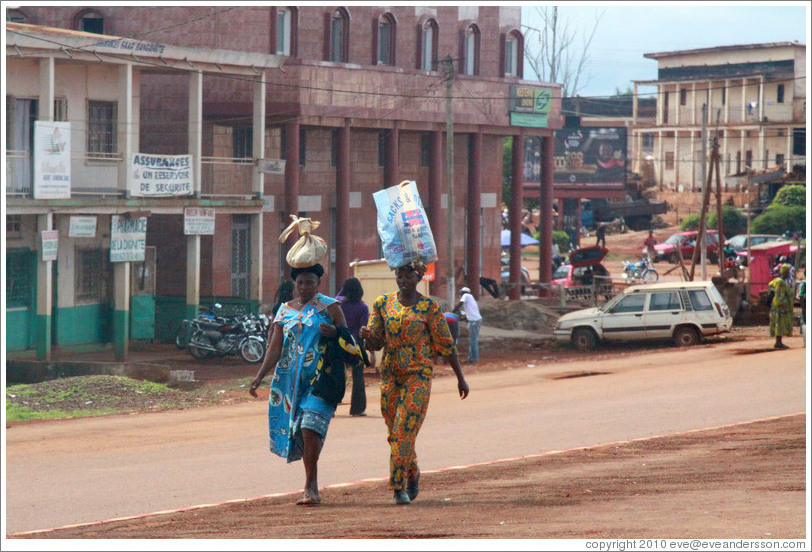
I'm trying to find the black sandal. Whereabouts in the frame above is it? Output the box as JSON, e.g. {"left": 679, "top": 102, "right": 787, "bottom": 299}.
{"left": 406, "top": 469, "right": 420, "bottom": 501}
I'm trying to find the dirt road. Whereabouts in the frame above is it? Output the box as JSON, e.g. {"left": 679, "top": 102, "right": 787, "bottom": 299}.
{"left": 6, "top": 331, "right": 807, "bottom": 540}
{"left": 9, "top": 414, "right": 806, "bottom": 540}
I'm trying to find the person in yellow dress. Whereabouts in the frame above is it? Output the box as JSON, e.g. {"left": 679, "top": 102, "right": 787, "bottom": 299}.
{"left": 768, "top": 263, "right": 795, "bottom": 349}
{"left": 360, "top": 259, "right": 469, "bottom": 505}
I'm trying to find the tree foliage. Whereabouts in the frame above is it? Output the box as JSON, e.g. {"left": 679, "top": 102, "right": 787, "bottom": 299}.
{"left": 770, "top": 184, "right": 806, "bottom": 208}
{"left": 678, "top": 205, "right": 746, "bottom": 238}
{"left": 523, "top": 7, "right": 604, "bottom": 98}
{"left": 752, "top": 205, "right": 806, "bottom": 236}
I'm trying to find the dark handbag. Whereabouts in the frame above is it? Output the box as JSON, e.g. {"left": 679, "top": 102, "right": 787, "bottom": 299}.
{"left": 764, "top": 288, "right": 775, "bottom": 307}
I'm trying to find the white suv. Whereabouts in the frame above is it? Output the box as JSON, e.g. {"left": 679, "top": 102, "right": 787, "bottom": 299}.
{"left": 553, "top": 281, "right": 733, "bottom": 351}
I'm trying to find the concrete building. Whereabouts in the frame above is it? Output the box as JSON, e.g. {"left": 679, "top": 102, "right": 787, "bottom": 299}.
{"left": 6, "top": 6, "right": 563, "bottom": 357}
{"left": 5, "top": 22, "right": 282, "bottom": 357}
{"left": 631, "top": 42, "right": 806, "bottom": 212}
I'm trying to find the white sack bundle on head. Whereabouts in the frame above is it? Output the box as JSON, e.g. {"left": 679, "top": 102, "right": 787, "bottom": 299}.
{"left": 278, "top": 215, "right": 328, "bottom": 268}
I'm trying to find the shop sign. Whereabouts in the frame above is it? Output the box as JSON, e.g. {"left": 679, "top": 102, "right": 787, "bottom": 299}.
{"left": 110, "top": 215, "right": 147, "bottom": 262}
{"left": 184, "top": 207, "right": 216, "bottom": 235}
{"left": 41, "top": 230, "right": 59, "bottom": 261}
{"left": 68, "top": 216, "right": 97, "bottom": 237}
{"left": 130, "top": 154, "right": 193, "bottom": 197}
{"left": 33, "top": 121, "right": 71, "bottom": 199}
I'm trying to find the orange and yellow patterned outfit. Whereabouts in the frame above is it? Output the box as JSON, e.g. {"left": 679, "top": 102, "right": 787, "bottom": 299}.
{"left": 368, "top": 293, "right": 457, "bottom": 491}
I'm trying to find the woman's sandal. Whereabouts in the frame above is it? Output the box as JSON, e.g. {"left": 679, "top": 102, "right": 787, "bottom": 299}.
{"left": 296, "top": 495, "right": 322, "bottom": 506}
{"left": 406, "top": 469, "right": 420, "bottom": 501}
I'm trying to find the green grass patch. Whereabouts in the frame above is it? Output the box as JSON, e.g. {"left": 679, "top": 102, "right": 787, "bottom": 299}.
{"left": 4, "top": 375, "right": 222, "bottom": 422}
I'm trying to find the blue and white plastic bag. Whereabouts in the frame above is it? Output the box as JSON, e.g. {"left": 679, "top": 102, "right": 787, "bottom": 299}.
{"left": 373, "top": 180, "right": 438, "bottom": 269}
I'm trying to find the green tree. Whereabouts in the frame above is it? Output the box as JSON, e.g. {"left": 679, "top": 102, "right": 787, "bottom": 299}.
{"left": 679, "top": 206, "right": 746, "bottom": 238}
{"left": 752, "top": 205, "right": 806, "bottom": 235}
{"left": 770, "top": 184, "right": 806, "bottom": 208}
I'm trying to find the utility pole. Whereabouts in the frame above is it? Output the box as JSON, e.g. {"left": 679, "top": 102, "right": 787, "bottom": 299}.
{"left": 699, "top": 103, "right": 708, "bottom": 280}
{"left": 442, "top": 55, "right": 456, "bottom": 305}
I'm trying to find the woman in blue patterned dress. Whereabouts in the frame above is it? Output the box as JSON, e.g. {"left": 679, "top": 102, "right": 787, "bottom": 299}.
{"left": 249, "top": 263, "right": 347, "bottom": 505}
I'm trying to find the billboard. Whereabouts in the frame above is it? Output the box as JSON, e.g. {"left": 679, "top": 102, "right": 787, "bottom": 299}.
{"left": 522, "top": 126, "right": 627, "bottom": 187}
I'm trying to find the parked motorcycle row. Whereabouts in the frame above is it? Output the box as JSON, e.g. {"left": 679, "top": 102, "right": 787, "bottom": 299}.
{"left": 175, "top": 304, "right": 270, "bottom": 364}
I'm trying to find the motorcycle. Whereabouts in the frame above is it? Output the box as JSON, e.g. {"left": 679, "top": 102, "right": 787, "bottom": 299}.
{"left": 175, "top": 303, "right": 227, "bottom": 349}
{"left": 621, "top": 255, "right": 658, "bottom": 283}
{"left": 186, "top": 313, "right": 266, "bottom": 363}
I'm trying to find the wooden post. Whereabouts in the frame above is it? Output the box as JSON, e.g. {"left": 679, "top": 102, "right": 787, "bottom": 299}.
{"left": 689, "top": 136, "right": 717, "bottom": 281}
{"left": 714, "top": 148, "right": 725, "bottom": 277}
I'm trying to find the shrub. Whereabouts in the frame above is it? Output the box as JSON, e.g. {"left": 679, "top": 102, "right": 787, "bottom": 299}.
{"left": 770, "top": 184, "right": 806, "bottom": 208}
{"left": 552, "top": 230, "right": 570, "bottom": 252}
{"left": 679, "top": 206, "right": 746, "bottom": 238}
{"left": 679, "top": 213, "right": 700, "bottom": 231}
{"left": 751, "top": 205, "right": 806, "bottom": 236}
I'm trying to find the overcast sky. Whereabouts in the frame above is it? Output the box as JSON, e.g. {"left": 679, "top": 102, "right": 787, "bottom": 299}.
{"left": 521, "top": 3, "right": 810, "bottom": 98}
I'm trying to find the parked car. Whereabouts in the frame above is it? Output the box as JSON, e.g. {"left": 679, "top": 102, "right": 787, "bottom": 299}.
{"left": 552, "top": 245, "right": 612, "bottom": 299}
{"left": 500, "top": 254, "right": 531, "bottom": 293}
{"left": 725, "top": 234, "right": 783, "bottom": 253}
{"left": 553, "top": 281, "right": 733, "bottom": 351}
{"left": 646, "top": 230, "right": 720, "bottom": 264}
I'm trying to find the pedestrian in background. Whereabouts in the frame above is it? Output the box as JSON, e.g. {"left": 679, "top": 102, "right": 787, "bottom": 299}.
{"left": 336, "top": 277, "right": 372, "bottom": 416}
{"left": 595, "top": 223, "right": 606, "bottom": 248}
{"left": 454, "top": 286, "right": 482, "bottom": 364}
{"left": 768, "top": 263, "right": 794, "bottom": 349}
{"left": 643, "top": 230, "right": 658, "bottom": 262}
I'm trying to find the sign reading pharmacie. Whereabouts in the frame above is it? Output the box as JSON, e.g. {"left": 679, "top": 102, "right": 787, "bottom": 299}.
{"left": 508, "top": 85, "right": 554, "bottom": 128}
{"left": 110, "top": 215, "right": 147, "bottom": 262}
{"left": 130, "top": 153, "right": 193, "bottom": 197}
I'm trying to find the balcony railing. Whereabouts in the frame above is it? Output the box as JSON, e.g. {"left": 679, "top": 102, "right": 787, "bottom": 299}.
{"left": 200, "top": 156, "right": 256, "bottom": 199}
{"left": 6, "top": 152, "right": 259, "bottom": 200}
{"left": 5, "top": 150, "right": 123, "bottom": 198}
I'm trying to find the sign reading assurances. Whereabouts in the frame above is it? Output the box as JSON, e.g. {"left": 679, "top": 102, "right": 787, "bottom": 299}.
{"left": 68, "top": 216, "right": 97, "bottom": 237}
{"left": 33, "top": 121, "right": 71, "bottom": 199}
{"left": 130, "top": 154, "right": 193, "bottom": 197}
{"left": 110, "top": 215, "right": 147, "bottom": 262}
{"left": 184, "top": 207, "right": 215, "bottom": 235}
{"left": 41, "top": 230, "right": 59, "bottom": 261}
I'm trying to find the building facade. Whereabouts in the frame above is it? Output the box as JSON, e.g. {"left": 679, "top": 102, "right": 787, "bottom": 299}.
{"left": 631, "top": 42, "right": 806, "bottom": 210}
{"left": 6, "top": 6, "right": 563, "bottom": 357}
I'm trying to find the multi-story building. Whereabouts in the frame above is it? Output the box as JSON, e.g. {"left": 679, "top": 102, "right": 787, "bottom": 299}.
{"left": 6, "top": 6, "right": 563, "bottom": 357}
{"left": 631, "top": 41, "right": 806, "bottom": 211}
{"left": 5, "top": 22, "right": 281, "bottom": 357}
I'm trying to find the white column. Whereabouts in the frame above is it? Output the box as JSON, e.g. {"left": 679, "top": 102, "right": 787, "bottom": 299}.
{"left": 118, "top": 63, "right": 134, "bottom": 196}
{"left": 658, "top": 130, "right": 664, "bottom": 190}
{"left": 251, "top": 214, "right": 263, "bottom": 304}
{"left": 632, "top": 83, "right": 639, "bottom": 122}
{"left": 252, "top": 71, "right": 266, "bottom": 198}
{"left": 741, "top": 78, "right": 747, "bottom": 123}
{"left": 38, "top": 57, "right": 54, "bottom": 121}
{"left": 759, "top": 128, "right": 766, "bottom": 169}
{"left": 674, "top": 131, "right": 681, "bottom": 190}
{"left": 740, "top": 131, "right": 746, "bottom": 170}
{"left": 722, "top": 131, "right": 729, "bottom": 188}
{"left": 689, "top": 130, "right": 695, "bottom": 191}
{"left": 186, "top": 235, "right": 201, "bottom": 316}
{"left": 724, "top": 79, "right": 730, "bottom": 124}
{"left": 36, "top": 213, "right": 54, "bottom": 360}
{"left": 189, "top": 71, "right": 203, "bottom": 198}
{"left": 786, "top": 126, "right": 793, "bottom": 169}
{"left": 691, "top": 82, "right": 697, "bottom": 125}
{"left": 656, "top": 85, "right": 662, "bottom": 126}
{"left": 113, "top": 261, "right": 131, "bottom": 359}
{"left": 758, "top": 76, "right": 764, "bottom": 122}
{"left": 252, "top": 72, "right": 266, "bottom": 304}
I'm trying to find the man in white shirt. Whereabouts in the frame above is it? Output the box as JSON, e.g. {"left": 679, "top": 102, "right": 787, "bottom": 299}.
{"left": 454, "top": 286, "right": 483, "bottom": 364}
